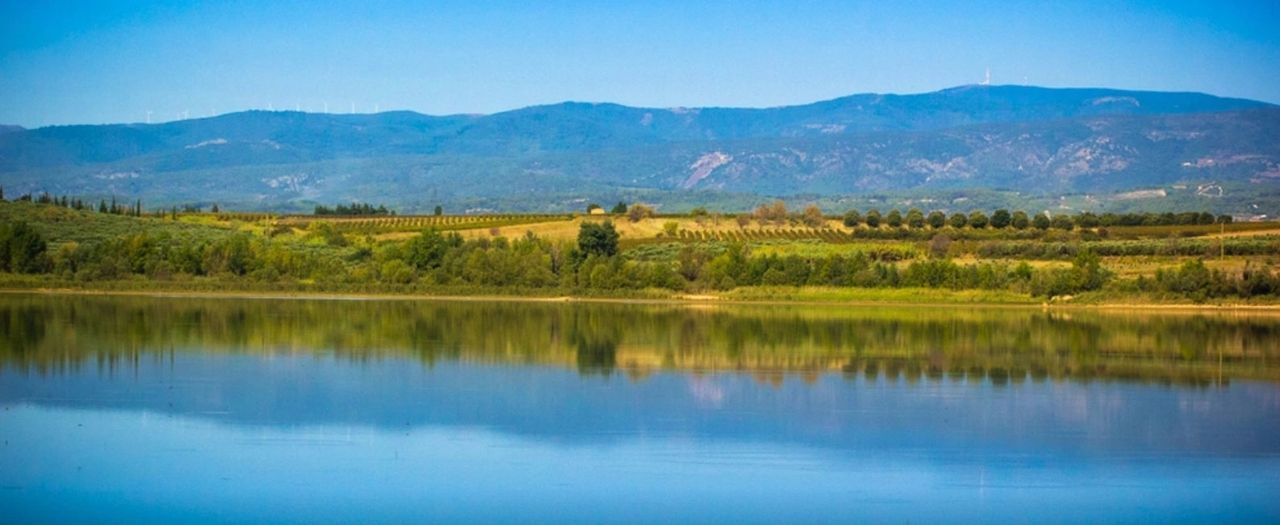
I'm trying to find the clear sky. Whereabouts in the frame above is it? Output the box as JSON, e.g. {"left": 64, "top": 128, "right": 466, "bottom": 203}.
{"left": 1, "top": 0, "right": 1277, "bottom": 127}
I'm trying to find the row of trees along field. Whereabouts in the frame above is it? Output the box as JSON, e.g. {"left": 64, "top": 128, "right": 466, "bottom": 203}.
{"left": 0, "top": 188, "right": 415, "bottom": 219}
{"left": 2, "top": 187, "right": 1233, "bottom": 229}
{"left": 4, "top": 190, "right": 149, "bottom": 217}
{"left": 836, "top": 206, "right": 1230, "bottom": 230}
{"left": 2, "top": 203, "right": 1277, "bottom": 301}
{"left": 603, "top": 200, "right": 1233, "bottom": 231}
{"left": 313, "top": 203, "right": 394, "bottom": 216}
{"left": 0, "top": 189, "right": 223, "bottom": 216}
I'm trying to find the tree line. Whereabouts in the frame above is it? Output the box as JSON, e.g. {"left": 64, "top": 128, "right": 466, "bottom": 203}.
{"left": 699, "top": 200, "right": 1234, "bottom": 231}
{"left": 3, "top": 213, "right": 1276, "bottom": 301}
{"left": 2, "top": 190, "right": 148, "bottom": 217}
{"left": 313, "top": 202, "right": 394, "bottom": 216}
{"left": 840, "top": 207, "right": 1231, "bottom": 230}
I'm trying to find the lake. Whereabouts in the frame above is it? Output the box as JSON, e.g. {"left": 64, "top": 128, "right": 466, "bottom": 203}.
{"left": 2, "top": 294, "right": 1279, "bottom": 523}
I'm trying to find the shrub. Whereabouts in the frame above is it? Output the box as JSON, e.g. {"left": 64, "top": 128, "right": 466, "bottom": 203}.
{"left": 802, "top": 204, "right": 825, "bottom": 227}
{"left": 906, "top": 209, "right": 925, "bottom": 229}
{"left": 627, "top": 203, "right": 655, "bottom": 222}
{"left": 1011, "top": 211, "right": 1030, "bottom": 230}
{"left": 843, "top": 210, "right": 862, "bottom": 227}
{"left": 865, "top": 209, "right": 882, "bottom": 228}
{"left": 968, "top": 211, "right": 989, "bottom": 229}
{"left": 990, "top": 209, "right": 1011, "bottom": 229}
{"left": 886, "top": 209, "right": 903, "bottom": 228}
{"left": 926, "top": 211, "right": 946, "bottom": 229}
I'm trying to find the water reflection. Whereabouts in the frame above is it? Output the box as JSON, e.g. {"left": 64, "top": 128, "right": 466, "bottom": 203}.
{"left": 2, "top": 294, "right": 1279, "bottom": 523}
{"left": 2, "top": 294, "right": 1278, "bottom": 385}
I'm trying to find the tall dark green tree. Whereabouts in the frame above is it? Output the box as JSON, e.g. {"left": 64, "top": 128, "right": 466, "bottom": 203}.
{"left": 1032, "top": 213, "right": 1051, "bottom": 230}
{"left": 610, "top": 202, "right": 628, "bottom": 214}
{"left": 926, "top": 211, "right": 946, "bottom": 229}
{"left": 906, "top": 209, "right": 925, "bottom": 229}
{"left": 864, "top": 209, "right": 882, "bottom": 228}
{"left": 577, "top": 221, "right": 619, "bottom": 257}
{"left": 0, "top": 222, "right": 48, "bottom": 273}
{"left": 990, "top": 209, "right": 1011, "bottom": 229}
{"left": 886, "top": 209, "right": 903, "bottom": 228}
{"left": 968, "top": 210, "right": 989, "bottom": 229}
{"left": 405, "top": 229, "right": 459, "bottom": 270}
{"left": 1011, "top": 211, "right": 1030, "bottom": 230}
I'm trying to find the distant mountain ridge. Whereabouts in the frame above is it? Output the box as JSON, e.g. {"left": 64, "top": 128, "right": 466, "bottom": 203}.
{"left": 1, "top": 85, "right": 1277, "bottom": 213}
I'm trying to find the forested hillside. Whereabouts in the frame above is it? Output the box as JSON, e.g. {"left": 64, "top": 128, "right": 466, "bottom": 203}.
{"left": 1, "top": 85, "right": 1277, "bottom": 214}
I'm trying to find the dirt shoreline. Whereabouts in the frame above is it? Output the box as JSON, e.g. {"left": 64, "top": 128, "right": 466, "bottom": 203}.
{"left": 4, "top": 287, "right": 1279, "bottom": 312}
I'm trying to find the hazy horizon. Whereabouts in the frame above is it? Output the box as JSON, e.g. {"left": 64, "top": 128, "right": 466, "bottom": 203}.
{"left": 8, "top": 82, "right": 1277, "bottom": 129}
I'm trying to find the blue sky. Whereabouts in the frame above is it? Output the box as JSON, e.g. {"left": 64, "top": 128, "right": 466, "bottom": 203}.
{"left": 1, "top": 0, "right": 1277, "bottom": 127}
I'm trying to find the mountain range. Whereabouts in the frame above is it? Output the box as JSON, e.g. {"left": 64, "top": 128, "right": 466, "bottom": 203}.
{"left": 1, "top": 85, "right": 1278, "bottom": 214}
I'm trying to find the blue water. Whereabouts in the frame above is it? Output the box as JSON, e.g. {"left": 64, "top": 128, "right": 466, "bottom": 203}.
{"left": 3, "top": 352, "right": 1279, "bottom": 524}
{"left": 3, "top": 295, "right": 1280, "bottom": 523}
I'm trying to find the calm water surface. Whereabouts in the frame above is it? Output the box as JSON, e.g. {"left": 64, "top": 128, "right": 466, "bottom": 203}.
{"left": 1, "top": 294, "right": 1279, "bottom": 523}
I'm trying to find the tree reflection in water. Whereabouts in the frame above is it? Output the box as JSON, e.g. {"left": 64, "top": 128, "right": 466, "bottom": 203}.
{"left": 1, "top": 294, "right": 1278, "bottom": 386}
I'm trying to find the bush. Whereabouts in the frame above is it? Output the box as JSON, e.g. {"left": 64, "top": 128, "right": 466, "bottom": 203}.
{"left": 802, "top": 204, "right": 825, "bottom": 227}
{"left": 1051, "top": 215, "right": 1075, "bottom": 231}
{"left": 0, "top": 221, "right": 49, "bottom": 273}
{"left": 1011, "top": 211, "right": 1029, "bottom": 230}
{"left": 990, "top": 209, "right": 1011, "bottom": 229}
{"left": 1029, "top": 250, "right": 1110, "bottom": 298}
{"left": 865, "top": 209, "right": 882, "bottom": 228}
{"left": 968, "top": 211, "right": 989, "bottom": 229}
{"left": 906, "top": 209, "right": 925, "bottom": 229}
{"left": 627, "top": 203, "right": 655, "bottom": 222}
{"left": 926, "top": 211, "right": 946, "bottom": 229}
{"left": 886, "top": 209, "right": 903, "bottom": 228}
{"left": 842, "top": 210, "right": 862, "bottom": 227}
